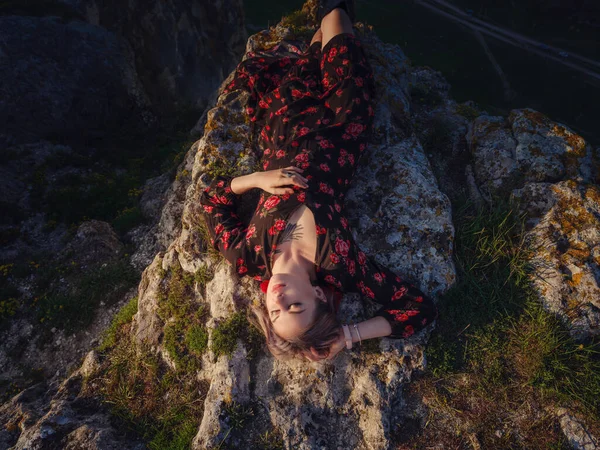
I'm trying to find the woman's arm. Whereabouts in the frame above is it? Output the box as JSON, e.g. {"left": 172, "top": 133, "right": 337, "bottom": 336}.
{"left": 327, "top": 224, "right": 438, "bottom": 339}
{"left": 351, "top": 316, "right": 392, "bottom": 340}
{"left": 319, "top": 317, "right": 391, "bottom": 361}
{"left": 199, "top": 167, "right": 309, "bottom": 273}
{"left": 200, "top": 175, "right": 259, "bottom": 276}
{"left": 230, "top": 172, "right": 263, "bottom": 195}
{"left": 229, "top": 166, "right": 310, "bottom": 195}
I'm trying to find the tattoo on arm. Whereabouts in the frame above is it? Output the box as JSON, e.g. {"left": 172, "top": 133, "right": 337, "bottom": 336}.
{"left": 273, "top": 222, "right": 304, "bottom": 255}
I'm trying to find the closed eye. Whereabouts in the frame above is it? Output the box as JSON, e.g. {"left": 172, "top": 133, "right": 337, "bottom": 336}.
{"left": 271, "top": 304, "right": 305, "bottom": 323}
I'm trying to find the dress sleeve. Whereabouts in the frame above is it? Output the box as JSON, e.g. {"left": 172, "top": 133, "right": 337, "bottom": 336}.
{"left": 331, "top": 227, "right": 438, "bottom": 339}
{"left": 199, "top": 175, "right": 260, "bottom": 278}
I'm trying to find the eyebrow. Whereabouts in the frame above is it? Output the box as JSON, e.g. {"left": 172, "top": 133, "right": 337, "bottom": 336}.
{"left": 272, "top": 309, "right": 305, "bottom": 323}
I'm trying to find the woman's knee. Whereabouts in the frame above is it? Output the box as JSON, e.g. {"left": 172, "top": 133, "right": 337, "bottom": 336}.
{"left": 321, "top": 8, "right": 354, "bottom": 49}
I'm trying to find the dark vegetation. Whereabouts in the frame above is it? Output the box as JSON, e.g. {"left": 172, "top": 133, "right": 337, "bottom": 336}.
{"left": 0, "top": 104, "right": 197, "bottom": 326}
{"left": 400, "top": 194, "right": 600, "bottom": 448}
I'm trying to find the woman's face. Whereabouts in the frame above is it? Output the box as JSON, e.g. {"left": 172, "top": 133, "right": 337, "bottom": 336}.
{"left": 265, "top": 273, "right": 326, "bottom": 340}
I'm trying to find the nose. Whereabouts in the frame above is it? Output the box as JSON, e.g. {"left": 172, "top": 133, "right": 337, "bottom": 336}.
{"left": 272, "top": 291, "right": 284, "bottom": 305}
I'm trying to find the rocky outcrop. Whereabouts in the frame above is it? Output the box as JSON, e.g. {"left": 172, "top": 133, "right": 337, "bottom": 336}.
{"left": 0, "top": 220, "right": 135, "bottom": 389}
{"left": 468, "top": 110, "right": 600, "bottom": 340}
{"left": 2, "top": 1, "right": 599, "bottom": 449}
{"left": 0, "top": 15, "right": 152, "bottom": 147}
{"left": 58, "top": 0, "right": 247, "bottom": 115}
{"left": 128, "top": 19, "right": 457, "bottom": 449}
{"left": 0, "top": 0, "right": 246, "bottom": 264}
{"left": 0, "top": 351, "right": 145, "bottom": 450}
{"left": 467, "top": 109, "right": 595, "bottom": 201}
{"left": 60, "top": 220, "right": 124, "bottom": 268}
{"left": 0, "top": 0, "right": 246, "bottom": 391}
{"left": 515, "top": 180, "right": 600, "bottom": 340}
{"left": 555, "top": 407, "right": 600, "bottom": 450}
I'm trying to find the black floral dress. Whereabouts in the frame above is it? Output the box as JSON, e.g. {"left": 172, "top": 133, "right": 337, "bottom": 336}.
{"left": 200, "top": 33, "right": 437, "bottom": 338}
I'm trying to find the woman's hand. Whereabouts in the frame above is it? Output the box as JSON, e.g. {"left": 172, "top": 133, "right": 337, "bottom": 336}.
{"left": 302, "top": 327, "right": 346, "bottom": 362}
{"left": 325, "top": 329, "right": 346, "bottom": 361}
{"left": 255, "top": 166, "right": 309, "bottom": 195}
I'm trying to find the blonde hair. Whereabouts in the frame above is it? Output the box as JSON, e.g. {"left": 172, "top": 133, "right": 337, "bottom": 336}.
{"left": 248, "top": 284, "right": 341, "bottom": 360}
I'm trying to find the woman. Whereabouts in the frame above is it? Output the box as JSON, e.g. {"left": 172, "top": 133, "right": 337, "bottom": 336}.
{"left": 200, "top": 4, "right": 438, "bottom": 361}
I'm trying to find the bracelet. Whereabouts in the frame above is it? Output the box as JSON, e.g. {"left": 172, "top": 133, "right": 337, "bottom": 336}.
{"left": 341, "top": 325, "right": 352, "bottom": 350}
{"left": 353, "top": 323, "right": 362, "bottom": 346}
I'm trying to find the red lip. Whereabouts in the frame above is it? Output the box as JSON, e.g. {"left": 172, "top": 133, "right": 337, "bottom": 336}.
{"left": 272, "top": 283, "right": 285, "bottom": 292}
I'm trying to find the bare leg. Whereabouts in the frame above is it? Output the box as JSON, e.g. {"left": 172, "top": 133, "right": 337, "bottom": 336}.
{"left": 310, "top": 27, "right": 323, "bottom": 47}
{"left": 321, "top": 7, "right": 353, "bottom": 50}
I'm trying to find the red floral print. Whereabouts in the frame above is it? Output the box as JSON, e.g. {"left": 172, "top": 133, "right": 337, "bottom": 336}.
{"left": 346, "top": 122, "right": 365, "bottom": 138}
{"left": 245, "top": 224, "right": 256, "bottom": 241}
{"left": 388, "top": 310, "right": 409, "bottom": 322}
{"left": 202, "top": 33, "right": 437, "bottom": 340}
{"left": 298, "top": 126, "right": 310, "bottom": 136}
{"left": 402, "top": 325, "right": 415, "bottom": 338}
{"left": 318, "top": 139, "right": 334, "bottom": 149}
{"left": 263, "top": 196, "right": 280, "bottom": 210}
{"left": 295, "top": 153, "right": 309, "bottom": 163}
{"left": 392, "top": 286, "right": 408, "bottom": 301}
{"left": 358, "top": 251, "right": 366, "bottom": 266}
{"left": 334, "top": 237, "right": 350, "bottom": 257}
{"left": 347, "top": 259, "right": 356, "bottom": 276}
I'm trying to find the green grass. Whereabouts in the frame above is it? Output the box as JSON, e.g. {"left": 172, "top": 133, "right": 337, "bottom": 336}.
{"left": 36, "top": 258, "right": 138, "bottom": 334}
{"left": 218, "top": 400, "right": 285, "bottom": 449}
{"left": 254, "top": 431, "right": 285, "bottom": 450}
{"left": 185, "top": 325, "right": 209, "bottom": 355}
{"left": 27, "top": 123, "right": 194, "bottom": 237}
{"left": 212, "top": 310, "right": 265, "bottom": 359}
{"left": 92, "top": 339, "right": 208, "bottom": 450}
{"left": 196, "top": 222, "right": 225, "bottom": 262}
{"left": 223, "top": 401, "right": 255, "bottom": 431}
{"left": 1, "top": 118, "right": 196, "bottom": 333}
{"left": 97, "top": 296, "right": 139, "bottom": 352}
{"left": 410, "top": 193, "right": 600, "bottom": 447}
{"left": 157, "top": 263, "right": 211, "bottom": 372}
